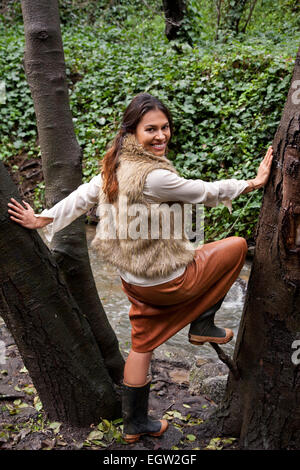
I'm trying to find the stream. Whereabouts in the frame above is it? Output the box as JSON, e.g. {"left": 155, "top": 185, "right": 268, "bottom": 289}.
{"left": 86, "top": 226, "right": 251, "bottom": 364}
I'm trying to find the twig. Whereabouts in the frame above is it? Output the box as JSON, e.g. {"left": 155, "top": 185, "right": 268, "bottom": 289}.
{"left": 215, "top": 0, "right": 223, "bottom": 41}
{"left": 164, "top": 401, "right": 175, "bottom": 413}
{"left": 223, "top": 190, "right": 256, "bottom": 239}
{"left": 209, "top": 342, "right": 240, "bottom": 380}
{"left": 241, "top": 0, "right": 258, "bottom": 34}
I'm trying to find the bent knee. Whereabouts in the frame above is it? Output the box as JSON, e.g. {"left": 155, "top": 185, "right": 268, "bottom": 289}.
{"left": 233, "top": 236, "right": 248, "bottom": 256}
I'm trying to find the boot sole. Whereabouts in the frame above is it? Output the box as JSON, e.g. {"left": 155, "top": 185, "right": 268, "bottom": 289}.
{"left": 124, "top": 419, "right": 168, "bottom": 443}
{"left": 188, "top": 329, "right": 234, "bottom": 346}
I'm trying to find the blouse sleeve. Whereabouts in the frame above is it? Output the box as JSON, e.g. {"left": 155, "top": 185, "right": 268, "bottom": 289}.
{"left": 35, "top": 174, "right": 102, "bottom": 245}
{"left": 143, "top": 169, "right": 249, "bottom": 212}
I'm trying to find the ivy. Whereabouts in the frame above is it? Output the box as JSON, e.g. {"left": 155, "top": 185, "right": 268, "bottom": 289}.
{"left": 0, "top": 0, "right": 299, "bottom": 241}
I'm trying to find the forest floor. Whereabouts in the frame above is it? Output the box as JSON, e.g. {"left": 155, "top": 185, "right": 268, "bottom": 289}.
{"left": 0, "top": 315, "right": 239, "bottom": 452}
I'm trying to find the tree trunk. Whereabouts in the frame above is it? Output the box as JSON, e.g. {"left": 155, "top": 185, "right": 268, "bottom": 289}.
{"left": 162, "top": 0, "right": 186, "bottom": 40}
{"left": 218, "top": 46, "right": 300, "bottom": 449}
{"left": 20, "top": 0, "right": 124, "bottom": 384}
{"left": 0, "top": 162, "right": 121, "bottom": 425}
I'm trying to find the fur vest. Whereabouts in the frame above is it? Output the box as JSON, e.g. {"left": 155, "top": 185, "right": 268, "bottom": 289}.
{"left": 91, "top": 134, "right": 195, "bottom": 279}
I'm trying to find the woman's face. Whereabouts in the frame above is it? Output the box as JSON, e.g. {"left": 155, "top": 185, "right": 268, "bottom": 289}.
{"left": 135, "top": 109, "right": 171, "bottom": 156}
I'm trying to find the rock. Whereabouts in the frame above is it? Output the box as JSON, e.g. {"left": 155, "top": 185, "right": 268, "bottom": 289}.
{"left": 246, "top": 244, "right": 255, "bottom": 260}
{"left": 189, "top": 360, "right": 229, "bottom": 403}
{"left": 199, "top": 375, "right": 228, "bottom": 403}
{"left": 152, "top": 346, "right": 190, "bottom": 368}
{"left": 0, "top": 384, "right": 24, "bottom": 400}
{"left": 144, "top": 424, "right": 182, "bottom": 450}
{"left": 14, "top": 432, "right": 44, "bottom": 450}
{"left": 14, "top": 405, "right": 39, "bottom": 422}
{"left": 151, "top": 381, "right": 166, "bottom": 391}
{"left": 195, "top": 358, "right": 208, "bottom": 367}
{"left": 169, "top": 369, "right": 190, "bottom": 385}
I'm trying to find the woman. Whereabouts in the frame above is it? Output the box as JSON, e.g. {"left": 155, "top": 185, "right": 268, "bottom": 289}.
{"left": 7, "top": 93, "right": 273, "bottom": 444}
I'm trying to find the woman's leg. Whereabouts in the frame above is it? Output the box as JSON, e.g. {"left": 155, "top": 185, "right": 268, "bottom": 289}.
{"left": 122, "top": 349, "right": 168, "bottom": 443}
{"left": 187, "top": 237, "right": 247, "bottom": 345}
{"left": 123, "top": 349, "right": 153, "bottom": 386}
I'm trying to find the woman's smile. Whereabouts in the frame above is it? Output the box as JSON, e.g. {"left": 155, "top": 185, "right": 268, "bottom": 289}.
{"left": 151, "top": 141, "right": 167, "bottom": 151}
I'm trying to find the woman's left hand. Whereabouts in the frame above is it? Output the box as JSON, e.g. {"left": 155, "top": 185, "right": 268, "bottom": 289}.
{"left": 255, "top": 145, "right": 273, "bottom": 188}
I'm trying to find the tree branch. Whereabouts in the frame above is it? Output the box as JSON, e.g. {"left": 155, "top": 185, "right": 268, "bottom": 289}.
{"left": 209, "top": 342, "right": 240, "bottom": 380}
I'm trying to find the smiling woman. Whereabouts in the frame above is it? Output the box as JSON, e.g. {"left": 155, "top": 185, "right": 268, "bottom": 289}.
{"left": 101, "top": 93, "right": 174, "bottom": 204}
{"left": 7, "top": 92, "right": 273, "bottom": 444}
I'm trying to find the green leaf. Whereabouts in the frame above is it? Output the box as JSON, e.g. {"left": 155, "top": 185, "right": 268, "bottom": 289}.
{"left": 87, "top": 430, "right": 104, "bottom": 441}
{"left": 186, "top": 434, "right": 196, "bottom": 441}
{"left": 49, "top": 422, "right": 62, "bottom": 434}
{"left": 33, "top": 396, "right": 43, "bottom": 411}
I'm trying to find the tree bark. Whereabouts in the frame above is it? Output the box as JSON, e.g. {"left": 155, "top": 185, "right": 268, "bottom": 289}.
{"left": 217, "top": 46, "right": 300, "bottom": 449}
{"left": 20, "top": 0, "right": 124, "bottom": 384}
{"left": 162, "top": 0, "right": 186, "bottom": 40}
{"left": 0, "top": 162, "right": 121, "bottom": 425}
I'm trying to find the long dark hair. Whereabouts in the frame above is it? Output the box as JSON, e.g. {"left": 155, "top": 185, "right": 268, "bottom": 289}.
{"left": 101, "top": 93, "right": 173, "bottom": 203}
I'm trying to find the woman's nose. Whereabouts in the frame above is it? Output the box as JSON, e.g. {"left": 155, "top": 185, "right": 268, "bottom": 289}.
{"left": 155, "top": 130, "right": 165, "bottom": 140}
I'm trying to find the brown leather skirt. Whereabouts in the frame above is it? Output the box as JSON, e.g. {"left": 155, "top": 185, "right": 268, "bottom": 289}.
{"left": 121, "top": 236, "right": 248, "bottom": 353}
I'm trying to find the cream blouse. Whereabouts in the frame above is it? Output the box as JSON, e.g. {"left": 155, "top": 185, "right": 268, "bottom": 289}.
{"left": 35, "top": 170, "right": 249, "bottom": 286}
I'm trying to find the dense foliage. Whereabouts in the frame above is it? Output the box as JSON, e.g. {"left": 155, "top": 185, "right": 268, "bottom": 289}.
{"left": 0, "top": 0, "right": 299, "bottom": 241}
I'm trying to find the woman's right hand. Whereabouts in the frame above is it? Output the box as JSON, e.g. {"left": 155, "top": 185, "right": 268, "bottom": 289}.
{"left": 7, "top": 198, "right": 52, "bottom": 229}
{"left": 8, "top": 198, "right": 39, "bottom": 228}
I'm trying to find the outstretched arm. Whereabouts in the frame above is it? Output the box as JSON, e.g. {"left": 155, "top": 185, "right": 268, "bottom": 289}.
{"left": 7, "top": 174, "right": 102, "bottom": 243}
{"left": 143, "top": 145, "right": 273, "bottom": 213}
{"left": 8, "top": 198, "right": 53, "bottom": 228}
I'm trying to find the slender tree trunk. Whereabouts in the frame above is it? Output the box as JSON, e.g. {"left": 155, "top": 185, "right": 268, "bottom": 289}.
{"left": 215, "top": 0, "right": 223, "bottom": 40}
{"left": 241, "top": 0, "right": 258, "bottom": 34}
{"left": 20, "top": 0, "right": 124, "bottom": 384}
{"left": 217, "top": 46, "right": 300, "bottom": 449}
{"left": 0, "top": 163, "right": 121, "bottom": 425}
{"left": 222, "top": 0, "right": 249, "bottom": 35}
{"left": 162, "top": 0, "right": 186, "bottom": 40}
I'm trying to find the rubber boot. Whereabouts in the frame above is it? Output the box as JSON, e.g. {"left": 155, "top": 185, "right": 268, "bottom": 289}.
{"left": 122, "top": 375, "right": 168, "bottom": 443}
{"left": 188, "top": 296, "right": 233, "bottom": 345}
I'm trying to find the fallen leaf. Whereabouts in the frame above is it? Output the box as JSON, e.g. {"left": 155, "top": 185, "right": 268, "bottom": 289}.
{"left": 87, "top": 430, "right": 104, "bottom": 441}
{"left": 41, "top": 438, "right": 56, "bottom": 450}
{"left": 48, "top": 422, "right": 61, "bottom": 434}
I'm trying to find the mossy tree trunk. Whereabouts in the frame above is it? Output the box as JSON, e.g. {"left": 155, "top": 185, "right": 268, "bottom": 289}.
{"left": 0, "top": 163, "right": 121, "bottom": 425}
{"left": 217, "top": 46, "right": 300, "bottom": 449}
{"left": 20, "top": 0, "right": 124, "bottom": 384}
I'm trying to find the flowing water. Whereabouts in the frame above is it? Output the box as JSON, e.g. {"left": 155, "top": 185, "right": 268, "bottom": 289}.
{"left": 86, "top": 226, "right": 251, "bottom": 363}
